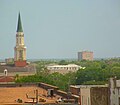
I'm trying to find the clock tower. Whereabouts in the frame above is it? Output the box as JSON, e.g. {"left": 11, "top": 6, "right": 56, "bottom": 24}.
{"left": 14, "top": 13, "right": 27, "bottom": 67}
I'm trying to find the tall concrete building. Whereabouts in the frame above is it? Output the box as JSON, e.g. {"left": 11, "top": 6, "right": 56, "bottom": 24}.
{"left": 78, "top": 51, "right": 93, "bottom": 61}
{"left": 14, "top": 13, "right": 27, "bottom": 67}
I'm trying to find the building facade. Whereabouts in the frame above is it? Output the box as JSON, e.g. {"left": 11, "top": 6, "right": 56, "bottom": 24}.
{"left": 70, "top": 85, "right": 109, "bottom": 105}
{"left": 14, "top": 13, "right": 27, "bottom": 67}
{"left": 109, "top": 78, "right": 120, "bottom": 105}
{"left": 70, "top": 77, "right": 120, "bottom": 105}
{"left": 78, "top": 51, "right": 93, "bottom": 61}
{"left": 47, "top": 64, "right": 85, "bottom": 74}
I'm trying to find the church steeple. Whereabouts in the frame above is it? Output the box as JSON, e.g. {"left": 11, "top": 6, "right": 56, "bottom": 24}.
{"left": 14, "top": 12, "right": 27, "bottom": 67}
{"left": 17, "top": 12, "right": 23, "bottom": 32}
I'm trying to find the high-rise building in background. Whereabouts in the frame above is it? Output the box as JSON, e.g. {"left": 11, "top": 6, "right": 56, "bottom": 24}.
{"left": 78, "top": 51, "right": 93, "bottom": 61}
{"left": 14, "top": 13, "right": 27, "bottom": 67}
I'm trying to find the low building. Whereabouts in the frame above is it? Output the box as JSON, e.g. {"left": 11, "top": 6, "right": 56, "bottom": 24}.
{"left": 70, "top": 85, "right": 109, "bottom": 105}
{"left": 78, "top": 51, "right": 93, "bottom": 61}
{"left": 0, "top": 64, "right": 36, "bottom": 76}
{"left": 5, "top": 58, "right": 14, "bottom": 64}
{"left": 70, "top": 77, "right": 120, "bottom": 105}
{"left": 47, "top": 64, "right": 85, "bottom": 74}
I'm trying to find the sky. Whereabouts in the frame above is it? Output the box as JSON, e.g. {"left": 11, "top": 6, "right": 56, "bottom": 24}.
{"left": 0, "top": 0, "right": 120, "bottom": 59}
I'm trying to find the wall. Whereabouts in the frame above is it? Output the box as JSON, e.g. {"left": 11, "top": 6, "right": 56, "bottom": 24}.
{"left": 70, "top": 86, "right": 80, "bottom": 95}
{"left": 14, "top": 60, "right": 27, "bottom": 67}
{"left": 39, "top": 83, "right": 79, "bottom": 103}
{"left": 78, "top": 51, "right": 93, "bottom": 61}
{"left": 82, "top": 52, "right": 93, "bottom": 61}
{"left": 109, "top": 78, "right": 120, "bottom": 105}
{"left": 90, "top": 87, "right": 109, "bottom": 105}
{"left": 0, "top": 83, "right": 38, "bottom": 87}
{"left": 39, "top": 82, "right": 59, "bottom": 91}
{"left": 80, "top": 87, "right": 91, "bottom": 105}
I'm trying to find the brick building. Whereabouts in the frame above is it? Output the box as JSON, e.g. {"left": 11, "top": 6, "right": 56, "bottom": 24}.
{"left": 78, "top": 51, "right": 93, "bottom": 61}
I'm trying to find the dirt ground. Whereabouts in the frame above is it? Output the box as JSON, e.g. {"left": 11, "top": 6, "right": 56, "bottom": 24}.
{"left": 0, "top": 86, "right": 58, "bottom": 104}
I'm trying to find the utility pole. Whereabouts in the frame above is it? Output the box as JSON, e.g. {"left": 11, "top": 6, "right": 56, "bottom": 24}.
{"left": 36, "top": 89, "right": 38, "bottom": 104}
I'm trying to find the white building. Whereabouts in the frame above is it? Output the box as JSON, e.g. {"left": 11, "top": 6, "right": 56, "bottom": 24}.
{"left": 47, "top": 64, "right": 85, "bottom": 74}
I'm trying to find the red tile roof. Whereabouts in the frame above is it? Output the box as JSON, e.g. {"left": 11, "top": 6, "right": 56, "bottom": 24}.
{"left": 0, "top": 76, "right": 14, "bottom": 82}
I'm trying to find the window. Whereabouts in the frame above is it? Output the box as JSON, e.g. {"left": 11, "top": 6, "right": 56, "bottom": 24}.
{"left": 113, "top": 90, "right": 115, "bottom": 94}
{"left": 19, "top": 50, "right": 23, "bottom": 60}
{"left": 20, "top": 38, "right": 21, "bottom": 44}
{"left": 17, "top": 38, "right": 18, "bottom": 44}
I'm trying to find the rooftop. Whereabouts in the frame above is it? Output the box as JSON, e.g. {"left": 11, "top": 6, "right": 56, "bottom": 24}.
{"left": 70, "top": 84, "right": 108, "bottom": 88}
{"left": 0, "top": 86, "right": 58, "bottom": 104}
{"left": 47, "top": 64, "right": 81, "bottom": 68}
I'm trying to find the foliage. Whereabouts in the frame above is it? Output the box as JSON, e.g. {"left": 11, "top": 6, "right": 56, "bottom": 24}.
{"left": 15, "top": 58, "right": 120, "bottom": 91}
{"left": 58, "top": 60, "right": 68, "bottom": 65}
{"left": 15, "top": 74, "right": 19, "bottom": 81}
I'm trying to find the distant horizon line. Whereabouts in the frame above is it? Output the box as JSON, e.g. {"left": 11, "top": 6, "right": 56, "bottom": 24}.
{"left": 0, "top": 57, "right": 120, "bottom": 62}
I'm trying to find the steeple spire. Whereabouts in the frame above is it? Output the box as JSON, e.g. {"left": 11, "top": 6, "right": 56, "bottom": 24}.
{"left": 15, "top": 12, "right": 27, "bottom": 67}
{"left": 17, "top": 12, "right": 23, "bottom": 32}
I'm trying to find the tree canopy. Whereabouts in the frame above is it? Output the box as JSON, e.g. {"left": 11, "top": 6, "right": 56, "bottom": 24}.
{"left": 16, "top": 58, "right": 120, "bottom": 91}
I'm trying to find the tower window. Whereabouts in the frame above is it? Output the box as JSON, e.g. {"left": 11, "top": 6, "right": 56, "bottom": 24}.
{"left": 19, "top": 50, "right": 23, "bottom": 60}
{"left": 17, "top": 38, "right": 18, "bottom": 44}
{"left": 20, "top": 38, "right": 21, "bottom": 44}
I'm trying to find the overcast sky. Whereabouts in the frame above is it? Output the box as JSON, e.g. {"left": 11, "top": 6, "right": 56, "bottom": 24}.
{"left": 0, "top": 0, "right": 120, "bottom": 59}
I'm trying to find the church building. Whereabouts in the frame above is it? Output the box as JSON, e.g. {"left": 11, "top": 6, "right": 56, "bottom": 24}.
{"left": 14, "top": 13, "right": 27, "bottom": 67}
